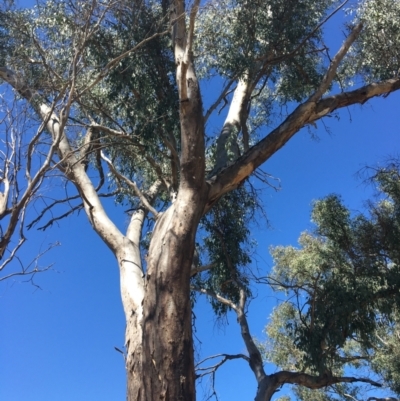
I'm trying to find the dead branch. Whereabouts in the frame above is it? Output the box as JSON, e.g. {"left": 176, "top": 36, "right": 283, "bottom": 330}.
{"left": 195, "top": 353, "right": 250, "bottom": 379}
{"left": 0, "top": 241, "right": 60, "bottom": 281}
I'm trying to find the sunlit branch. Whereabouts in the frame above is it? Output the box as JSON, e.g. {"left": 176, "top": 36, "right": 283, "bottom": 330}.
{"left": 0, "top": 74, "right": 69, "bottom": 258}
{"left": 190, "top": 263, "right": 215, "bottom": 277}
{"left": 191, "top": 285, "right": 237, "bottom": 310}
{"left": 126, "top": 179, "right": 162, "bottom": 245}
{"left": 310, "top": 22, "right": 363, "bottom": 101}
{"left": 185, "top": 0, "right": 200, "bottom": 64}
{"left": 207, "top": 75, "right": 400, "bottom": 212}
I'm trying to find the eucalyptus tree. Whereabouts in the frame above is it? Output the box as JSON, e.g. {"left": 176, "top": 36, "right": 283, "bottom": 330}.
{"left": 264, "top": 163, "right": 400, "bottom": 401}
{"left": 1, "top": 0, "right": 400, "bottom": 400}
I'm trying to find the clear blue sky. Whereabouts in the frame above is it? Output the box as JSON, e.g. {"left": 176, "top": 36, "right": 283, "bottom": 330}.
{"left": 1, "top": 2, "right": 400, "bottom": 401}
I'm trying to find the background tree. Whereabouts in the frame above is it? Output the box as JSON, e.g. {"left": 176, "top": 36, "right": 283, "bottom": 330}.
{"left": 262, "top": 162, "right": 400, "bottom": 401}
{"left": 0, "top": 0, "right": 400, "bottom": 400}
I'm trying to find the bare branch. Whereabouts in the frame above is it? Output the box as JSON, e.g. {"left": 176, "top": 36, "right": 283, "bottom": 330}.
{"left": 212, "top": 78, "right": 252, "bottom": 174}
{"left": 126, "top": 179, "right": 162, "bottom": 244}
{"left": 100, "top": 151, "right": 159, "bottom": 219}
{"left": 235, "top": 289, "right": 266, "bottom": 383}
{"left": 195, "top": 353, "right": 250, "bottom": 379}
{"left": 310, "top": 22, "right": 363, "bottom": 102}
{"left": 0, "top": 241, "right": 60, "bottom": 281}
{"left": 36, "top": 203, "right": 84, "bottom": 231}
{"left": 204, "top": 78, "right": 236, "bottom": 124}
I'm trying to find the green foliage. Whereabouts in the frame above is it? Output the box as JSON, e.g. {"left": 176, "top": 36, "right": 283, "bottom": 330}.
{"left": 293, "top": 383, "right": 361, "bottom": 401}
{"left": 0, "top": 1, "right": 179, "bottom": 200}
{"left": 86, "top": 2, "right": 180, "bottom": 191}
{"left": 265, "top": 164, "right": 400, "bottom": 394}
{"left": 2, "top": 0, "right": 400, "bottom": 327}
{"left": 195, "top": 0, "right": 334, "bottom": 81}
{"left": 343, "top": 0, "right": 400, "bottom": 83}
{"left": 263, "top": 302, "right": 308, "bottom": 371}
{"left": 371, "top": 311, "right": 400, "bottom": 394}
{"left": 194, "top": 184, "right": 257, "bottom": 316}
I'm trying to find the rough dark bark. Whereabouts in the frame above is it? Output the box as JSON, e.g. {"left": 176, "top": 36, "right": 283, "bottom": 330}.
{"left": 131, "top": 198, "right": 206, "bottom": 400}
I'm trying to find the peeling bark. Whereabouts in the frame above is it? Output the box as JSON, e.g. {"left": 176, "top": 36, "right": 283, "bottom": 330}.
{"left": 212, "top": 78, "right": 252, "bottom": 174}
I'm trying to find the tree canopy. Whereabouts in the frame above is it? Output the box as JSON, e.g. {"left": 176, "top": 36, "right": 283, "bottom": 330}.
{"left": 264, "top": 163, "right": 400, "bottom": 399}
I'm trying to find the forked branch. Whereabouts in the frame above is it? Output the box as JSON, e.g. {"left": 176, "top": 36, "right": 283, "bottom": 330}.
{"left": 100, "top": 151, "right": 159, "bottom": 218}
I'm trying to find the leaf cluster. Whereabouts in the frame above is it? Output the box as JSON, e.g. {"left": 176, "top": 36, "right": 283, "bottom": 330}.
{"left": 195, "top": 0, "right": 335, "bottom": 101}
{"left": 343, "top": 0, "right": 400, "bottom": 84}
{"left": 194, "top": 184, "right": 258, "bottom": 316}
{"left": 265, "top": 164, "right": 400, "bottom": 393}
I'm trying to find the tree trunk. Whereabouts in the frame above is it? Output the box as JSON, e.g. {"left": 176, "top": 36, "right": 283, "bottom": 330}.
{"left": 127, "top": 187, "right": 207, "bottom": 400}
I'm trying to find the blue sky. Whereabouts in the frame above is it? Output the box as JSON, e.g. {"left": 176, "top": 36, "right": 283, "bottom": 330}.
{"left": 1, "top": 1, "right": 400, "bottom": 401}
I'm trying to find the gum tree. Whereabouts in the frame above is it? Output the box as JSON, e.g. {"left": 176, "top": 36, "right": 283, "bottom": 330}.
{"left": 1, "top": 0, "right": 400, "bottom": 400}
{"left": 263, "top": 163, "right": 400, "bottom": 401}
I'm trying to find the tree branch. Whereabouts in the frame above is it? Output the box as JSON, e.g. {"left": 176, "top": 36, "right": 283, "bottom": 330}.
{"left": 211, "top": 78, "right": 252, "bottom": 174}
{"left": 235, "top": 289, "right": 266, "bottom": 383}
{"left": 191, "top": 285, "right": 237, "bottom": 310}
{"left": 205, "top": 22, "right": 372, "bottom": 209}
{"left": 0, "top": 241, "right": 59, "bottom": 281}
{"left": 195, "top": 353, "right": 250, "bottom": 379}
{"left": 185, "top": 0, "right": 200, "bottom": 64}
{"left": 100, "top": 151, "right": 159, "bottom": 218}
{"left": 206, "top": 76, "right": 400, "bottom": 210}
{"left": 204, "top": 78, "right": 236, "bottom": 124}
{"left": 272, "top": 370, "right": 382, "bottom": 389}
{"left": 310, "top": 22, "right": 363, "bottom": 102}
{"left": 190, "top": 263, "right": 215, "bottom": 277}
{"left": 0, "top": 65, "right": 127, "bottom": 252}
{"left": 126, "top": 179, "right": 162, "bottom": 245}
